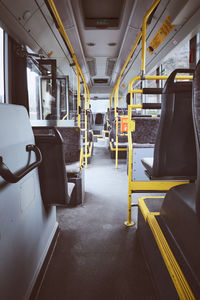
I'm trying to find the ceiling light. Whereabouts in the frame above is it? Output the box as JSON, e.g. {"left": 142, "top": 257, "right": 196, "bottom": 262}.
{"left": 87, "top": 42, "right": 96, "bottom": 47}
{"left": 108, "top": 43, "right": 117, "bottom": 46}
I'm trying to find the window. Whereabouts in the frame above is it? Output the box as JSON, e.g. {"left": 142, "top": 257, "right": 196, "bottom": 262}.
{"left": 0, "top": 27, "right": 4, "bottom": 103}
{"left": 27, "top": 68, "right": 40, "bottom": 119}
{"left": 162, "top": 40, "right": 189, "bottom": 75}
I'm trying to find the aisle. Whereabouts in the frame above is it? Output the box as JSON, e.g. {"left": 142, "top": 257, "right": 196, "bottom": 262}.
{"left": 36, "top": 146, "right": 156, "bottom": 300}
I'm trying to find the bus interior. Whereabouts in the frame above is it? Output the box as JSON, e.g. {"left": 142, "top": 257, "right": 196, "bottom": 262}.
{"left": 0, "top": 0, "right": 200, "bottom": 299}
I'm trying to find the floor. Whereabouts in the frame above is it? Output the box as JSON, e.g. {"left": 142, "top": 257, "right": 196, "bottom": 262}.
{"left": 36, "top": 144, "right": 156, "bottom": 300}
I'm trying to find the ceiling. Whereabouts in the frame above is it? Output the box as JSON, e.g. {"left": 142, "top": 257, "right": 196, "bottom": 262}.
{"left": 54, "top": 0, "right": 155, "bottom": 93}
{"left": 1, "top": 0, "right": 200, "bottom": 97}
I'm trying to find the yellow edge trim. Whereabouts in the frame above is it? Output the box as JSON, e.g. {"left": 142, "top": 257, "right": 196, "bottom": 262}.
{"left": 148, "top": 214, "right": 195, "bottom": 299}
{"left": 102, "top": 130, "right": 109, "bottom": 133}
{"left": 110, "top": 142, "right": 127, "bottom": 151}
{"left": 138, "top": 196, "right": 163, "bottom": 221}
{"left": 131, "top": 181, "right": 189, "bottom": 191}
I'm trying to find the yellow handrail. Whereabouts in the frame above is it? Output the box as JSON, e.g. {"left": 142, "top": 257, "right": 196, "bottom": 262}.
{"left": 125, "top": 102, "right": 191, "bottom": 226}
{"left": 46, "top": 0, "right": 91, "bottom": 168}
{"left": 110, "top": 0, "right": 160, "bottom": 168}
{"left": 62, "top": 113, "right": 68, "bottom": 120}
{"left": 141, "top": 0, "right": 160, "bottom": 75}
{"left": 128, "top": 75, "right": 193, "bottom": 93}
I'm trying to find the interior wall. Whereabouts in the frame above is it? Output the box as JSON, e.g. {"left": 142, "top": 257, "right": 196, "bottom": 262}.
{"left": 0, "top": 104, "right": 58, "bottom": 300}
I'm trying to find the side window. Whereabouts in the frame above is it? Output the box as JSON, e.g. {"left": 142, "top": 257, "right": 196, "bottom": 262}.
{"left": 27, "top": 67, "right": 41, "bottom": 120}
{"left": 0, "top": 27, "right": 4, "bottom": 103}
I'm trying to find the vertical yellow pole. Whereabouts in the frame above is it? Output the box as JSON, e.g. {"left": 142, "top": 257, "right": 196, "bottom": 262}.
{"left": 77, "top": 66, "right": 81, "bottom": 128}
{"left": 84, "top": 83, "right": 88, "bottom": 168}
{"left": 141, "top": 0, "right": 160, "bottom": 75}
{"left": 124, "top": 104, "right": 134, "bottom": 226}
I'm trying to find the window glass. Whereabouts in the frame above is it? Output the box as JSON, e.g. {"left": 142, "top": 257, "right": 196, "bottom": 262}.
{"left": 0, "top": 27, "right": 4, "bottom": 103}
{"left": 196, "top": 32, "right": 200, "bottom": 63}
{"left": 27, "top": 68, "right": 40, "bottom": 119}
{"left": 162, "top": 40, "right": 189, "bottom": 75}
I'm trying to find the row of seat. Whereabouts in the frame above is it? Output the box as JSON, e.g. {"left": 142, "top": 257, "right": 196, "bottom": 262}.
{"left": 137, "top": 64, "right": 200, "bottom": 298}
{"left": 108, "top": 107, "right": 160, "bottom": 159}
{"left": 141, "top": 68, "right": 196, "bottom": 180}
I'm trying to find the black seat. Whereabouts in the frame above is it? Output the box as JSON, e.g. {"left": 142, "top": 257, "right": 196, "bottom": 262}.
{"left": 34, "top": 128, "right": 75, "bottom": 206}
{"left": 137, "top": 62, "right": 200, "bottom": 298}
{"left": 95, "top": 113, "right": 104, "bottom": 125}
{"left": 132, "top": 117, "right": 160, "bottom": 144}
{"left": 141, "top": 69, "right": 197, "bottom": 179}
{"left": 158, "top": 61, "right": 200, "bottom": 294}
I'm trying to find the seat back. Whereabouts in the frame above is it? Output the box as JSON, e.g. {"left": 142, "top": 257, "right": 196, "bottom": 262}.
{"left": 107, "top": 108, "right": 115, "bottom": 125}
{"left": 193, "top": 61, "right": 200, "bottom": 215}
{"left": 57, "top": 127, "right": 81, "bottom": 163}
{"left": 153, "top": 69, "right": 197, "bottom": 178}
{"left": 95, "top": 113, "right": 104, "bottom": 125}
{"left": 132, "top": 117, "right": 160, "bottom": 144}
{"left": 109, "top": 118, "right": 128, "bottom": 143}
{"left": 33, "top": 127, "right": 72, "bottom": 205}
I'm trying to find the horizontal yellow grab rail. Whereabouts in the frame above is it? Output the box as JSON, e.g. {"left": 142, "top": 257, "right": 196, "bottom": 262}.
{"left": 110, "top": 142, "right": 127, "bottom": 152}
{"left": 130, "top": 181, "right": 189, "bottom": 192}
{"left": 83, "top": 142, "right": 93, "bottom": 158}
{"left": 129, "top": 75, "right": 193, "bottom": 93}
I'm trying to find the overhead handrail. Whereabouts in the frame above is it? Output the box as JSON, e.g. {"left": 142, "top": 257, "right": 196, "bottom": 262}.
{"left": 110, "top": 0, "right": 160, "bottom": 109}
{"left": 109, "top": 0, "right": 160, "bottom": 168}
{"left": 0, "top": 145, "right": 42, "bottom": 183}
{"left": 46, "top": 0, "right": 91, "bottom": 167}
{"left": 128, "top": 75, "right": 193, "bottom": 94}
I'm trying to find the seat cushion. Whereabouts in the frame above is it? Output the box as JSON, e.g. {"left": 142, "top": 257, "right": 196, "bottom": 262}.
{"left": 133, "top": 143, "right": 154, "bottom": 148}
{"left": 160, "top": 184, "right": 200, "bottom": 285}
{"left": 113, "top": 141, "right": 128, "bottom": 147}
{"left": 141, "top": 157, "right": 153, "bottom": 175}
{"left": 65, "top": 161, "right": 80, "bottom": 174}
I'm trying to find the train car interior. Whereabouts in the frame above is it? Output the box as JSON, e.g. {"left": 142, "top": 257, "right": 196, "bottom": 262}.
{"left": 0, "top": 0, "right": 200, "bottom": 299}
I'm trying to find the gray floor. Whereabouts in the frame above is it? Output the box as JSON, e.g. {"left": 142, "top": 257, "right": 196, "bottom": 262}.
{"left": 36, "top": 145, "right": 156, "bottom": 300}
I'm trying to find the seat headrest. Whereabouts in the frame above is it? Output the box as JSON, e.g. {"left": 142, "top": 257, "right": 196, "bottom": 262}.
{"left": 163, "top": 68, "right": 194, "bottom": 93}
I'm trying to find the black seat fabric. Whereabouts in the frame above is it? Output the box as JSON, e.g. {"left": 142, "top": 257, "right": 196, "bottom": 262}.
{"left": 107, "top": 108, "right": 115, "bottom": 126}
{"left": 142, "top": 69, "right": 197, "bottom": 178}
{"left": 132, "top": 117, "right": 159, "bottom": 144}
{"left": 56, "top": 127, "right": 80, "bottom": 164}
{"left": 95, "top": 113, "right": 104, "bottom": 125}
{"left": 34, "top": 130, "right": 75, "bottom": 206}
